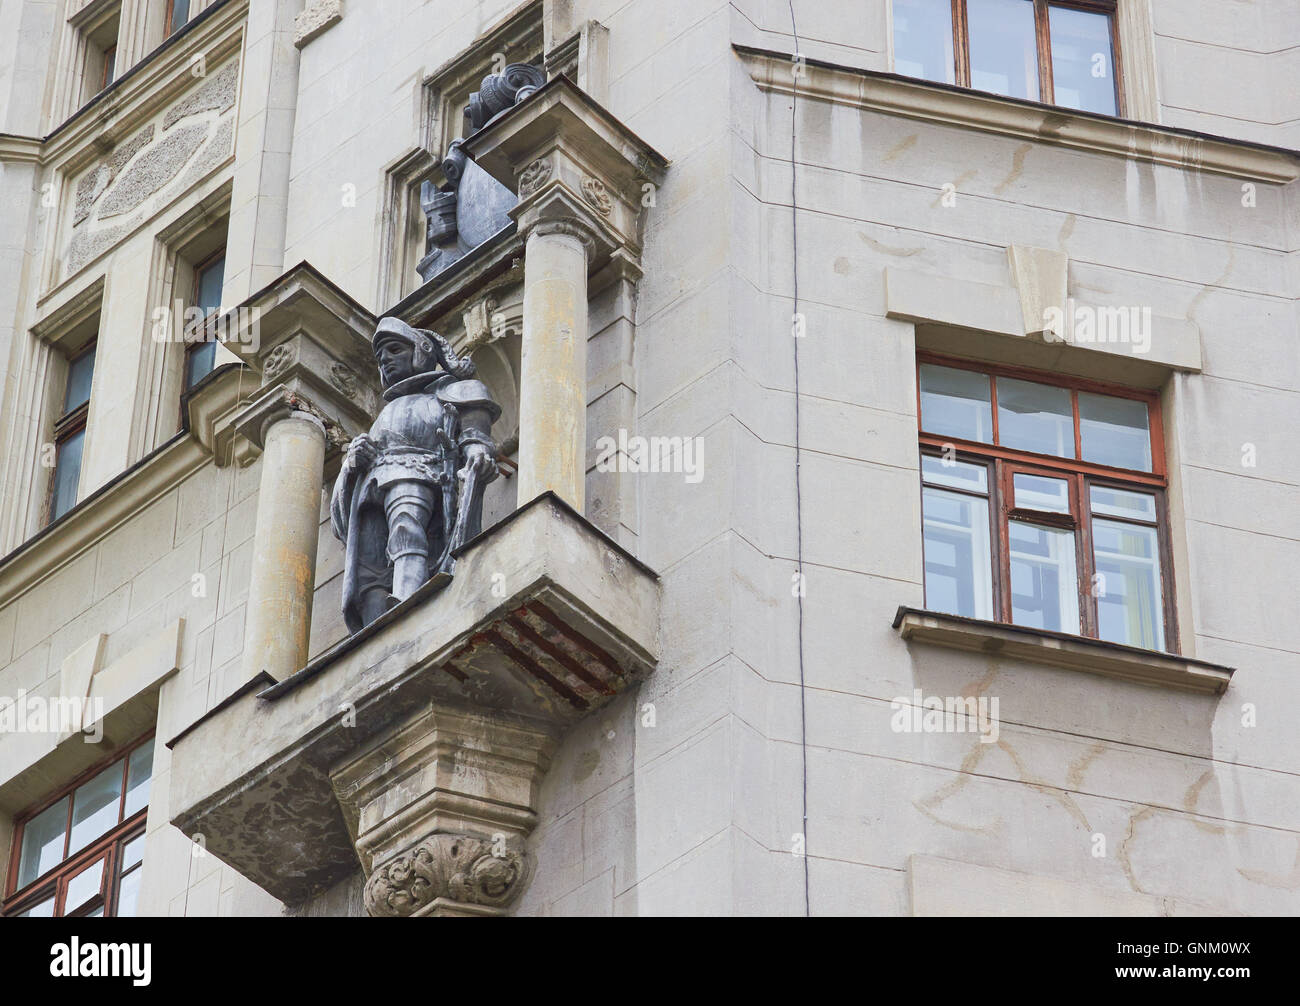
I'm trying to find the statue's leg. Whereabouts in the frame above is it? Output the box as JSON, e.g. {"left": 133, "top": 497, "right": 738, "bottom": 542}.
{"left": 383, "top": 481, "right": 437, "bottom": 602}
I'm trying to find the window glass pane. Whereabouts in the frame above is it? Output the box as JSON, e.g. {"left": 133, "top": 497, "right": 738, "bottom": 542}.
{"left": 69, "top": 761, "right": 124, "bottom": 856}
{"left": 103, "top": 46, "right": 117, "bottom": 88}
{"left": 1079, "top": 392, "right": 1151, "bottom": 471}
{"left": 1009, "top": 520, "right": 1079, "bottom": 633}
{"left": 124, "top": 738, "right": 154, "bottom": 818}
{"left": 50, "top": 429, "right": 86, "bottom": 521}
{"left": 87, "top": 906, "right": 104, "bottom": 917}
{"left": 195, "top": 253, "right": 225, "bottom": 312}
{"left": 19, "top": 895, "right": 56, "bottom": 917}
{"left": 1093, "top": 519, "right": 1164, "bottom": 650}
{"left": 1049, "top": 5, "right": 1117, "bottom": 115}
{"left": 921, "top": 455, "right": 988, "bottom": 493}
{"left": 968, "top": 0, "right": 1040, "bottom": 101}
{"left": 919, "top": 364, "right": 993, "bottom": 443}
{"left": 997, "top": 377, "right": 1073, "bottom": 457}
{"left": 116, "top": 866, "right": 143, "bottom": 917}
{"left": 1013, "top": 473, "right": 1070, "bottom": 513}
{"left": 185, "top": 341, "right": 217, "bottom": 390}
{"left": 893, "top": 0, "right": 955, "bottom": 84}
{"left": 121, "top": 832, "right": 146, "bottom": 872}
{"left": 64, "top": 347, "right": 96, "bottom": 412}
{"left": 66, "top": 858, "right": 105, "bottom": 913}
{"left": 17, "top": 797, "right": 69, "bottom": 889}
{"left": 169, "top": 0, "right": 191, "bottom": 32}
{"left": 1090, "top": 485, "right": 1156, "bottom": 522}
{"left": 922, "top": 487, "right": 994, "bottom": 620}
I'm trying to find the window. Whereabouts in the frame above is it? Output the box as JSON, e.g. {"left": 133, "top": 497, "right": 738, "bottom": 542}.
{"left": 184, "top": 249, "right": 225, "bottom": 390}
{"left": 3, "top": 735, "right": 153, "bottom": 918}
{"left": 100, "top": 44, "right": 117, "bottom": 90}
{"left": 166, "top": 0, "right": 192, "bottom": 36}
{"left": 893, "top": 0, "right": 1121, "bottom": 115}
{"left": 47, "top": 342, "right": 96, "bottom": 523}
{"left": 917, "top": 354, "right": 1174, "bottom": 652}
{"left": 78, "top": 5, "right": 122, "bottom": 105}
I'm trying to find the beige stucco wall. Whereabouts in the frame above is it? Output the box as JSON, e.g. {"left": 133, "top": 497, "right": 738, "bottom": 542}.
{"left": 0, "top": 0, "right": 1296, "bottom": 916}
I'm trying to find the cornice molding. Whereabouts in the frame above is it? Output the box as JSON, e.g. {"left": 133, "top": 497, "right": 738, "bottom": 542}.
{"left": 736, "top": 45, "right": 1300, "bottom": 185}
{"left": 0, "top": 435, "right": 208, "bottom": 609}
{"left": 0, "top": 134, "right": 42, "bottom": 164}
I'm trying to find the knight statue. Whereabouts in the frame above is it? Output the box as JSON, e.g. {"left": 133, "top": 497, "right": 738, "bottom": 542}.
{"left": 330, "top": 317, "right": 501, "bottom": 633}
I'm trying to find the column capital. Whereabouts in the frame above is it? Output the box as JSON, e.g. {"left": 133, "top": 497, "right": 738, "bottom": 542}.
{"left": 461, "top": 75, "right": 668, "bottom": 279}
{"left": 217, "top": 263, "right": 382, "bottom": 450}
{"left": 232, "top": 383, "right": 345, "bottom": 455}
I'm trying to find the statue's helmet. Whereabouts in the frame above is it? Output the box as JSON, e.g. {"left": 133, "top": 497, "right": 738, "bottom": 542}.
{"left": 372, "top": 316, "right": 476, "bottom": 381}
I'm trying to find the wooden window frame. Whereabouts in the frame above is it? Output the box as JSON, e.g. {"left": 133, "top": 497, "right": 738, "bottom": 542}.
{"left": 944, "top": 0, "right": 1124, "bottom": 115}
{"left": 165, "top": 0, "right": 192, "bottom": 38}
{"left": 916, "top": 351, "right": 1177, "bottom": 651}
{"left": 44, "top": 341, "right": 97, "bottom": 526}
{"left": 3, "top": 732, "right": 153, "bottom": 917}
{"left": 182, "top": 247, "right": 226, "bottom": 394}
{"left": 99, "top": 43, "right": 117, "bottom": 91}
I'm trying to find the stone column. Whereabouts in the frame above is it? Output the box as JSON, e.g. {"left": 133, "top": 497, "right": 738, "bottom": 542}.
{"left": 517, "top": 220, "right": 595, "bottom": 510}
{"left": 236, "top": 396, "right": 329, "bottom": 682}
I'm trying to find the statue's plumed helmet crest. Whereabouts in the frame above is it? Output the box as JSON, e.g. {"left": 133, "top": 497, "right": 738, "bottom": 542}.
{"left": 372, "top": 317, "right": 475, "bottom": 380}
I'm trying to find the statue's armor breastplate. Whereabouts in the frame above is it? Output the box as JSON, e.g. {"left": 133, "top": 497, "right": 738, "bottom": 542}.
{"left": 366, "top": 393, "right": 450, "bottom": 490}
{"left": 369, "top": 393, "right": 444, "bottom": 450}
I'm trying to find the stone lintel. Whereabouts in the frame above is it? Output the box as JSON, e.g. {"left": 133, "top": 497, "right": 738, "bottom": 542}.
{"left": 166, "top": 493, "right": 660, "bottom": 906}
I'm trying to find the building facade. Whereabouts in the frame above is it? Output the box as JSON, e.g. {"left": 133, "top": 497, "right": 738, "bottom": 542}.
{"left": 0, "top": 0, "right": 1296, "bottom": 917}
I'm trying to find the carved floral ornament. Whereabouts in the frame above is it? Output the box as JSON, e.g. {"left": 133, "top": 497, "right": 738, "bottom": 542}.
{"left": 262, "top": 343, "right": 296, "bottom": 381}
{"left": 518, "top": 157, "right": 552, "bottom": 196}
{"left": 580, "top": 176, "right": 613, "bottom": 216}
{"left": 364, "top": 834, "right": 531, "bottom": 917}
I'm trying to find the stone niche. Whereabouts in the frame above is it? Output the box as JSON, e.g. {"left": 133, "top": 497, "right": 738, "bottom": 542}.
{"left": 167, "top": 494, "right": 660, "bottom": 915}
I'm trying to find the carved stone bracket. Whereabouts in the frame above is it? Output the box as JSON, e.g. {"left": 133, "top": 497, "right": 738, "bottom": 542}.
{"left": 364, "top": 834, "right": 532, "bottom": 918}
{"left": 330, "top": 702, "right": 558, "bottom": 918}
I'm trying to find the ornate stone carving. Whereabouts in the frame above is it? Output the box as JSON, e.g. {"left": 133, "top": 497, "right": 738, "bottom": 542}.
{"left": 580, "top": 176, "right": 613, "bottom": 216}
{"left": 262, "top": 343, "right": 296, "bottom": 382}
{"left": 328, "top": 361, "right": 358, "bottom": 398}
{"left": 364, "top": 834, "right": 530, "bottom": 918}
{"left": 518, "top": 157, "right": 551, "bottom": 196}
{"left": 330, "top": 318, "right": 501, "bottom": 632}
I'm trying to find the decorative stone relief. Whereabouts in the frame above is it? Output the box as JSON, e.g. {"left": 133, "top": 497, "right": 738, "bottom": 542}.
{"left": 328, "top": 361, "right": 358, "bottom": 398}
{"left": 364, "top": 835, "right": 530, "bottom": 917}
{"left": 518, "top": 157, "right": 551, "bottom": 196}
{"left": 73, "top": 125, "right": 154, "bottom": 225}
{"left": 580, "top": 175, "right": 612, "bottom": 215}
{"left": 262, "top": 344, "right": 296, "bottom": 382}
{"left": 162, "top": 60, "right": 240, "bottom": 129}
{"left": 294, "top": 0, "right": 343, "bottom": 48}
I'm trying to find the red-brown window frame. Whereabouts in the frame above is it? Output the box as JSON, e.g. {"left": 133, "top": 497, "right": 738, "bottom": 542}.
{"left": 3, "top": 732, "right": 153, "bottom": 917}
{"left": 916, "top": 351, "right": 1178, "bottom": 651}
{"left": 182, "top": 247, "right": 226, "bottom": 395}
{"left": 43, "top": 340, "right": 97, "bottom": 527}
{"left": 165, "top": 0, "right": 192, "bottom": 37}
{"left": 942, "top": 0, "right": 1124, "bottom": 115}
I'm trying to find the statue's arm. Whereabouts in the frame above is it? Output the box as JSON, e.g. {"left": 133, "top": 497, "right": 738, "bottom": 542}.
{"left": 331, "top": 434, "right": 377, "bottom": 540}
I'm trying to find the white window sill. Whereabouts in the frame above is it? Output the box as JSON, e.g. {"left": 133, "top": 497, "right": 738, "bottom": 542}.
{"left": 893, "top": 607, "right": 1233, "bottom": 695}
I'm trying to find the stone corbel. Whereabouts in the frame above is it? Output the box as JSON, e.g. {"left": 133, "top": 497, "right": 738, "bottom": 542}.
{"left": 461, "top": 75, "right": 668, "bottom": 288}
{"left": 331, "top": 704, "right": 557, "bottom": 917}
